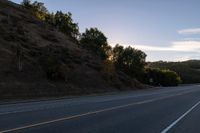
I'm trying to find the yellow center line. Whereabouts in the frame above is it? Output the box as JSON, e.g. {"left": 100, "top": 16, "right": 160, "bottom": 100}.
{"left": 0, "top": 91, "right": 194, "bottom": 133}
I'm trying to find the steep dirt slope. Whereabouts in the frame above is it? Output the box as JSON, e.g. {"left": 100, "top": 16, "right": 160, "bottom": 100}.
{"left": 0, "top": 0, "right": 144, "bottom": 100}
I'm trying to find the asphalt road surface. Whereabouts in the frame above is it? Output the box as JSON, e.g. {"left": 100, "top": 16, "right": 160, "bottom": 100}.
{"left": 0, "top": 85, "right": 200, "bottom": 133}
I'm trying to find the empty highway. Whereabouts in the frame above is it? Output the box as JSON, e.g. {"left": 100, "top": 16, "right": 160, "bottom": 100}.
{"left": 0, "top": 85, "right": 200, "bottom": 133}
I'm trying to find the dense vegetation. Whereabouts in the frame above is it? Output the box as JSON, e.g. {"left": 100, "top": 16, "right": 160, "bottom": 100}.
{"left": 22, "top": 0, "right": 79, "bottom": 40}
{"left": 112, "top": 44, "right": 146, "bottom": 81}
{"left": 20, "top": 0, "right": 182, "bottom": 87}
{"left": 80, "top": 28, "right": 111, "bottom": 60}
{"left": 149, "top": 60, "right": 200, "bottom": 84}
{"left": 144, "top": 68, "right": 182, "bottom": 86}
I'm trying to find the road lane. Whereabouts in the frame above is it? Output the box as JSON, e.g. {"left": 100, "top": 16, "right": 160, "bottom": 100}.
{"left": 0, "top": 86, "right": 197, "bottom": 131}
{"left": 161, "top": 100, "right": 200, "bottom": 133}
{"left": 0, "top": 85, "right": 200, "bottom": 133}
{"left": 0, "top": 86, "right": 197, "bottom": 115}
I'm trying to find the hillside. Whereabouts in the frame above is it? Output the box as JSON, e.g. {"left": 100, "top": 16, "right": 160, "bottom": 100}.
{"left": 148, "top": 60, "right": 200, "bottom": 84}
{"left": 0, "top": 0, "right": 145, "bottom": 100}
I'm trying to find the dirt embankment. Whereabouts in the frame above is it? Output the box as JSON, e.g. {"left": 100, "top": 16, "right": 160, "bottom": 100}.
{"left": 0, "top": 0, "right": 145, "bottom": 100}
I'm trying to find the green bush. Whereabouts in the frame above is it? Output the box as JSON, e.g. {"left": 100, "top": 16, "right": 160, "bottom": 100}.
{"left": 145, "top": 68, "right": 182, "bottom": 86}
{"left": 148, "top": 60, "right": 200, "bottom": 84}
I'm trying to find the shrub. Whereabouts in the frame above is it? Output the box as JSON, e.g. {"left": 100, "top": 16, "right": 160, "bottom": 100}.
{"left": 145, "top": 68, "right": 182, "bottom": 86}
{"left": 39, "top": 46, "right": 70, "bottom": 81}
{"left": 101, "top": 60, "right": 116, "bottom": 78}
{"left": 22, "top": 0, "right": 48, "bottom": 21}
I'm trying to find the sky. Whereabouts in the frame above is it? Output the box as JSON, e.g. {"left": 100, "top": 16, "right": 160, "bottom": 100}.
{"left": 12, "top": 0, "right": 200, "bottom": 61}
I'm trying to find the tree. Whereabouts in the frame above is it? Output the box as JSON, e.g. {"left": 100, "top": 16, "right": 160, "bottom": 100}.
{"left": 80, "top": 28, "right": 110, "bottom": 60}
{"left": 148, "top": 60, "right": 200, "bottom": 84}
{"left": 112, "top": 44, "right": 146, "bottom": 80}
{"left": 112, "top": 44, "right": 124, "bottom": 62}
{"left": 21, "top": 1, "right": 79, "bottom": 40}
{"left": 52, "top": 11, "right": 79, "bottom": 39}
{"left": 32, "top": 1, "right": 48, "bottom": 20}
{"left": 21, "top": 0, "right": 32, "bottom": 8}
{"left": 22, "top": 0, "right": 48, "bottom": 20}
{"left": 145, "top": 68, "right": 182, "bottom": 86}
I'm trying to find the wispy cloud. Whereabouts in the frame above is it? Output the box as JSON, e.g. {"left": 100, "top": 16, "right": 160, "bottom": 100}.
{"left": 134, "top": 45, "right": 174, "bottom": 51}
{"left": 111, "top": 40, "right": 200, "bottom": 61}
{"left": 178, "top": 28, "right": 200, "bottom": 35}
{"left": 171, "top": 41, "right": 200, "bottom": 52}
{"left": 133, "top": 41, "right": 200, "bottom": 52}
{"left": 182, "top": 38, "right": 200, "bottom": 41}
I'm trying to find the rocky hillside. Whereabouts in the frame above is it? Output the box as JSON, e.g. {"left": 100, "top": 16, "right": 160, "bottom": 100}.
{"left": 0, "top": 0, "right": 144, "bottom": 100}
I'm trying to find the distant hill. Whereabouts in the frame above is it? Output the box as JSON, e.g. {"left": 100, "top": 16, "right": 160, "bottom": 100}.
{"left": 148, "top": 60, "right": 200, "bottom": 84}
{"left": 0, "top": 0, "right": 144, "bottom": 100}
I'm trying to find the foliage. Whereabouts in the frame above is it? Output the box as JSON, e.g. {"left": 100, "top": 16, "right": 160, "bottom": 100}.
{"left": 101, "top": 60, "right": 116, "bottom": 76}
{"left": 21, "top": 0, "right": 32, "bottom": 8}
{"left": 20, "top": 0, "right": 182, "bottom": 87}
{"left": 39, "top": 46, "right": 70, "bottom": 81}
{"left": 21, "top": 0, "right": 79, "bottom": 40}
{"left": 80, "top": 28, "right": 111, "bottom": 60}
{"left": 112, "top": 44, "right": 146, "bottom": 80}
{"left": 45, "top": 11, "right": 79, "bottom": 39}
{"left": 148, "top": 60, "right": 200, "bottom": 84}
{"left": 145, "top": 68, "right": 182, "bottom": 86}
{"left": 22, "top": 0, "right": 48, "bottom": 20}
{"left": 45, "top": 56, "right": 66, "bottom": 81}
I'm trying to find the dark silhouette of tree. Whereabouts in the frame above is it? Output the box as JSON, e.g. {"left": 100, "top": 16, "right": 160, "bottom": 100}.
{"left": 53, "top": 11, "right": 79, "bottom": 39}
{"left": 45, "top": 11, "right": 79, "bottom": 39}
{"left": 80, "top": 28, "right": 111, "bottom": 60}
{"left": 21, "top": 0, "right": 32, "bottom": 8}
{"left": 112, "top": 44, "right": 124, "bottom": 63}
{"left": 112, "top": 44, "right": 146, "bottom": 79}
{"left": 21, "top": 1, "right": 79, "bottom": 40}
{"left": 22, "top": 0, "right": 48, "bottom": 20}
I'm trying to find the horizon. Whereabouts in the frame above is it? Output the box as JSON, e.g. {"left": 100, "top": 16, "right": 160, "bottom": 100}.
{"left": 12, "top": 0, "right": 200, "bottom": 62}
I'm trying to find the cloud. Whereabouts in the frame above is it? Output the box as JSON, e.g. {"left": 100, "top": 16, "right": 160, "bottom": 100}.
{"left": 134, "top": 45, "right": 174, "bottom": 51}
{"left": 182, "top": 38, "right": 200, "bottom": 41}
{"left": 178, "top": 28, "right": 200, "bottom": 35}
{"left": 111, "top": 41, "right": 200, "bottom": 61}
{"left": 133, "top": 41, "right": 200, "bottom": 52}
{"left": 171, "top": 41, "right": 200, "bottom": 52}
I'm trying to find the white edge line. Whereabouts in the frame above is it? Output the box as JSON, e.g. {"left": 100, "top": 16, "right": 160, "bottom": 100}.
{"left": 160, "top": 100, "right": 200, "bottom": 133}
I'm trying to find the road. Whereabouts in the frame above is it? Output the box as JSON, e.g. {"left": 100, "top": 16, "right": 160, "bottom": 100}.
{"left": 0, "top": 85, "right": 200, "bottom": 133}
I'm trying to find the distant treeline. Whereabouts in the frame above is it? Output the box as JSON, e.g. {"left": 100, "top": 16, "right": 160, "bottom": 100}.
{"left": 148, "top": 60, "right": 200, "bottom": 84}
{"left": 21, "top": 0, "right": 182, "bottom": 87}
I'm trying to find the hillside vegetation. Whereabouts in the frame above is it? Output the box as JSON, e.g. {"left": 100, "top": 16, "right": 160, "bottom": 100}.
{"left": 149, "top": 60, "right": 200, "bottom": 84}
{"left": 0, "top": 0, "right": 182, "bottom": 100}
{"left": 0, "top": 0, "right": 147, "bottom": 100}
